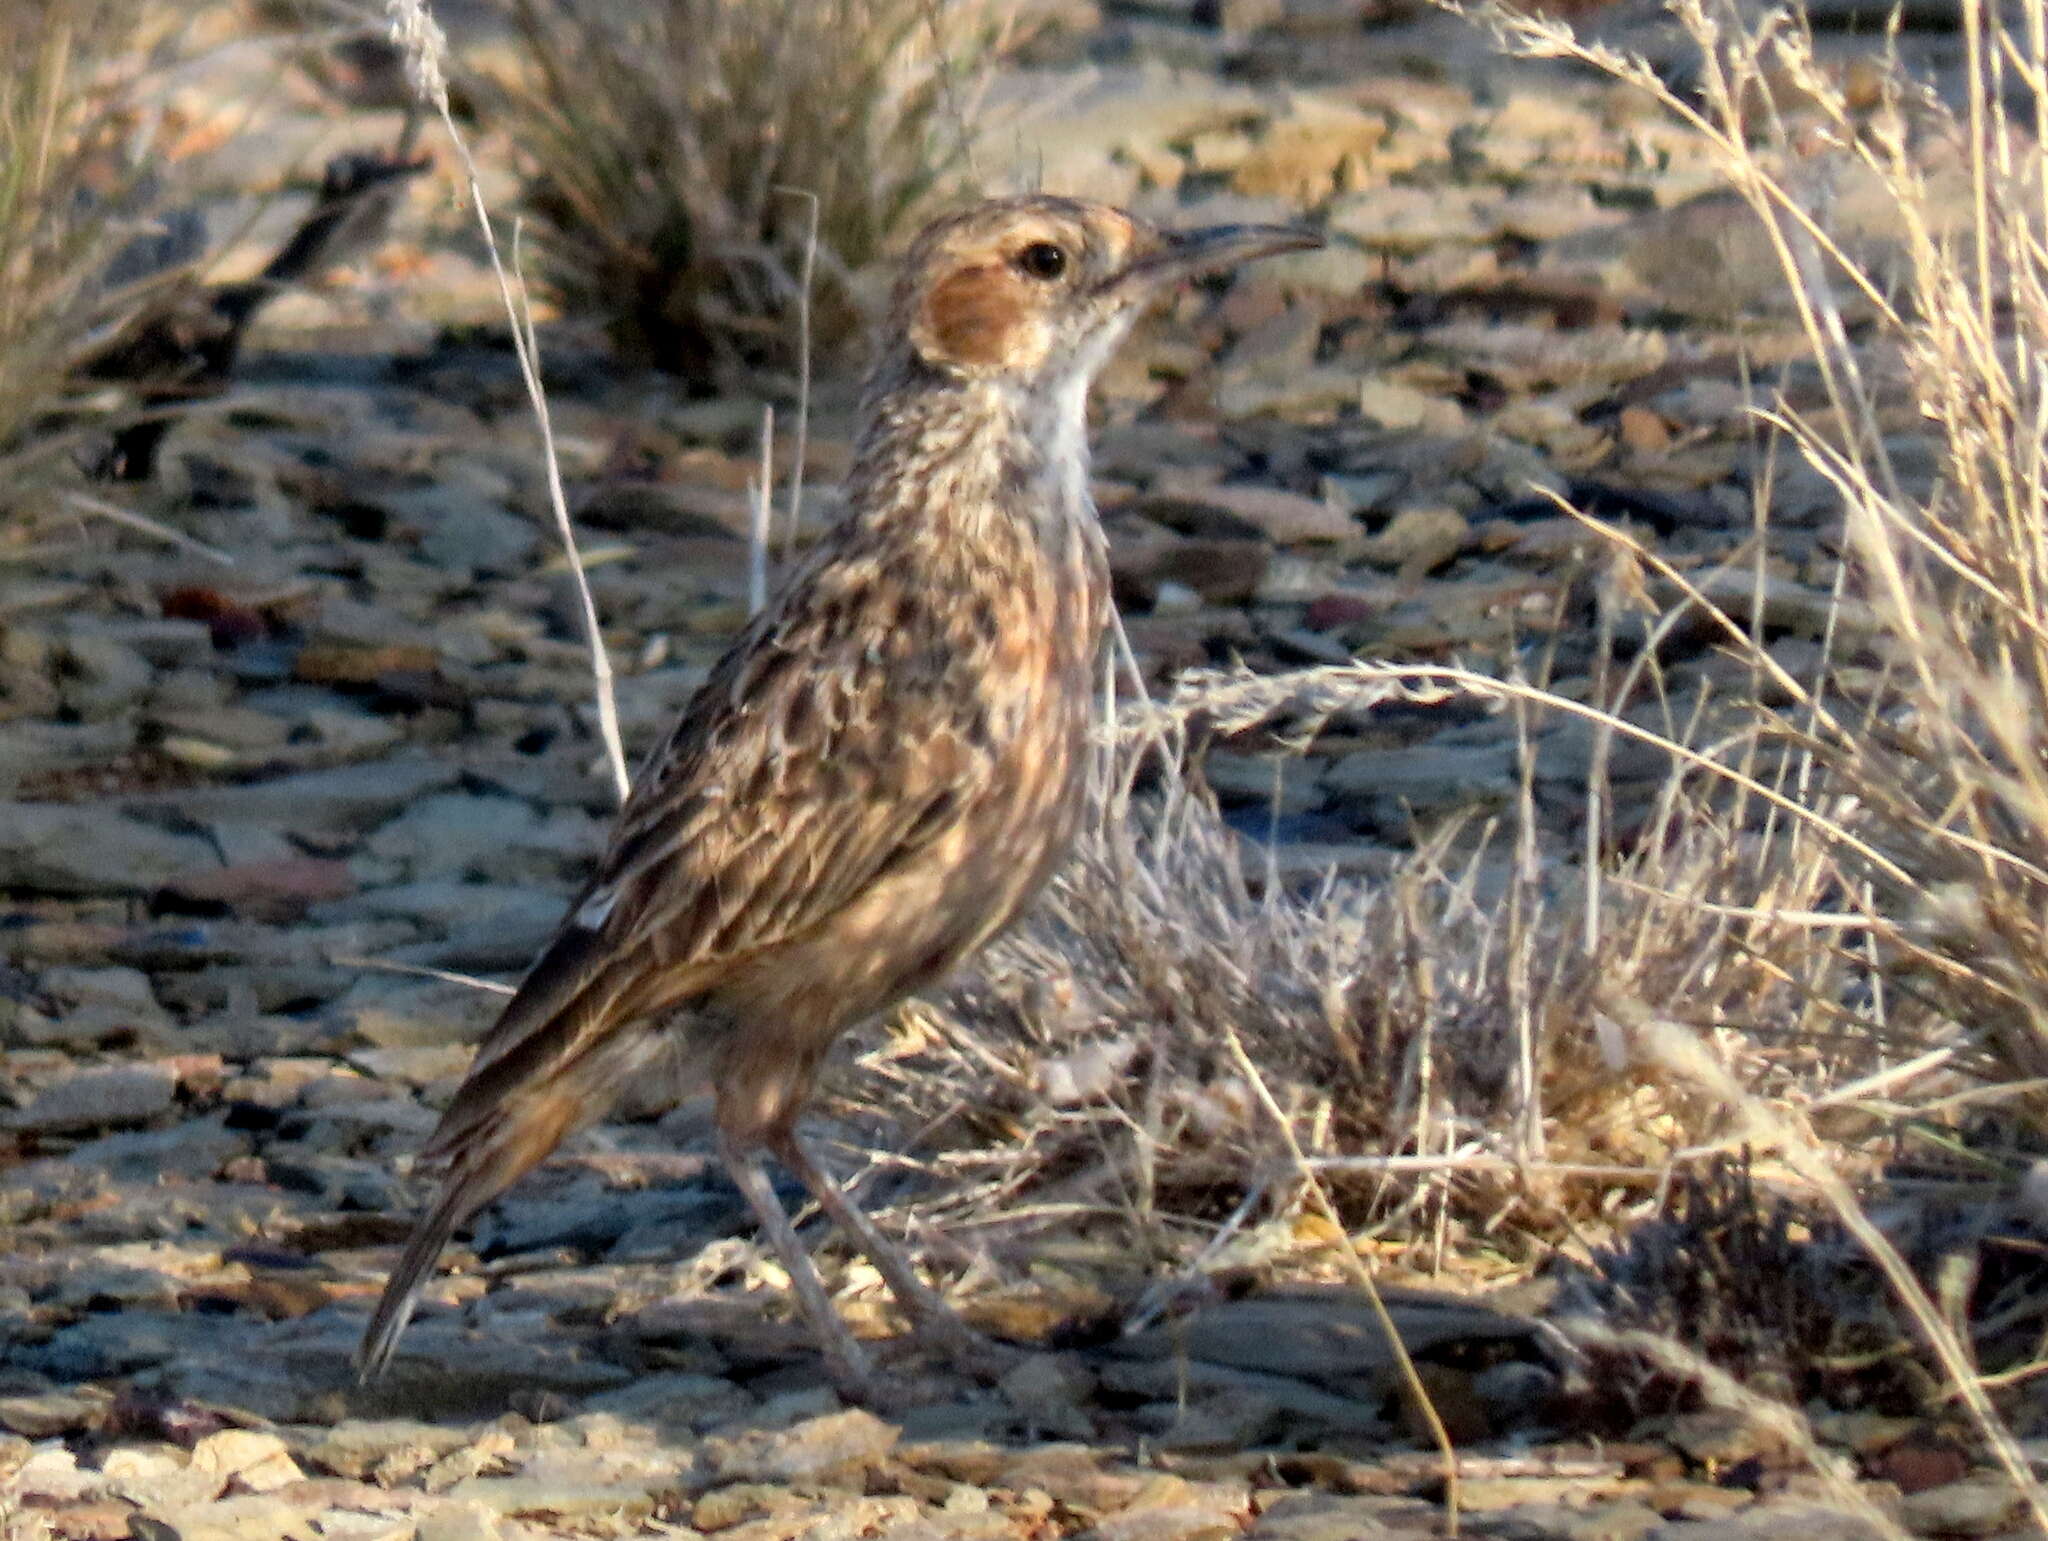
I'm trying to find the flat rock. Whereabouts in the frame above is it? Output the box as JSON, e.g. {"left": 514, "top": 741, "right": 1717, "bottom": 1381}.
{"left": 10, "top": 1061, "right": 180, "bottom": 1133}
{"left": 361, "top": 791, "right": 603, "bottom": 884}
{"left": 138, "top": 756, "right": 461, "bottom": 837}
{"left": 1110, "top": 1291, "right": 1541, "bottom": 1400}
{"left": 0, "top": 804, "right": 216, "bottom": 895}
{"left": 325, "top": 974, "right": 508, "bottom": 1049}
{"left": 707, "top": 1408, "right": 899, "bottom": 1484}
{"left": 306, "top": 1418, "right": 472, "bottom": 1481}
{"left": 1895, "top": 1477, "right": 2021, "bottom": 1537}
{"left": 1135, "top": 481, "right": 1360, "bottom": 546}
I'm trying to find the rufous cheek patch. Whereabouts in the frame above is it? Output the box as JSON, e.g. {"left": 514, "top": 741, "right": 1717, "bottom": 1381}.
{"left": 912, "top": 264, "right": 1028, "bottom": 371}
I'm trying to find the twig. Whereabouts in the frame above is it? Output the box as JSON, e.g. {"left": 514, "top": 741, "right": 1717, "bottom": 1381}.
{"left": 749, "top": 404, "right": 775, "bottom": 616}
{"left": 327, "top": 954, "right": 518, "bottom": 995}
{"left": 383, "top": 0, "right": 629, "bottom": 806}
{"left": 1298, "top": 1153, "right": 1669, "bottom": 1182}
{"left": 62, "top": 491, "right": 236, "bottom": 566}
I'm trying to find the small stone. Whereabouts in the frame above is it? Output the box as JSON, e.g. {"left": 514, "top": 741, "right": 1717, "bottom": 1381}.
{"left": 188, "top": 1430, "right": 302, "bottom": 1493}
{"left": 1667, "top": 1408, "right": 1786, "bottom": 1468}
{"left": 1251, "top": 1491, "right": 1439, "bottom": 1541}
{"left": 1090, "top": 1474, "right": 1246, "bottom": 1541}
{"left": 1232, "top": 98, "right": 1385, "bottom": 203}
{"left": 0, "top": 804, "right": 216, "bottom": 895}
{"left": 308, "top": 1419, "right": 471, "bottom": 1482}
{"left": 1328, "top": 184, "right": 1491, "bottom": 252}
{"left": 396, "top": 489, "right": 540, "bottom": 576}
{"left": 0, "top": 1389, "right": 108, "bottom": 1437}
{"left": 1619, "top": 405, "right": 1673, "bottom": 453}
{"left": 12, "top": 1444, "right": 97, "bottom": 1501}
{"left": 1356, "top": 377, "right": 1463, "bottom": 434}
{"left": 1494, "top": 187, "right": 1624, "bottom": 243}
{"left": 1147, "top": 1389, "right": 1281, "bottom": 1451}
{"left": 1553, "top": 1501, "right": 1663, "bottom": 1541}
{"left": 294, "top": 641, "right": 441, "bottom": 684}
{"left": 144, "top": 1494, "right": 311, "bottom": 1541}
{"left": 1360, "top": 507, "right": 1469, "bottom": 574}
{"left": 151, "top": 706, "right": 295, "bottom": 754}
{"left": 1217, "top": 305, "right": 1321, "bottom": 392}
{"left": 58, "top": 632, "right": 154, "bottom": 719}
{"left": 313, "top": 1512, "right": 416, "bottom": 1541}
{"left": 362, "top": 792, "right": 602, "bottom": 885}
{"left": 11, "top": 1061, "right": 179, "bottom": 1133}
{"left": 1111, "top": 532, "right": 1271, "bottom": 606}
{"left": 1866, "top": 1433, "right": 1966, "bottom": 1493}
{"left": 708, "top": 1408, "right": 899, "bottom": 1484}
{"left": 1000, "top": 1354, "right": 1098, "bottom": 1438}
{"left": 37, "top": 965, "right": 170, "bottom": 1025}
{"left": 144, "top": 755, "right": 461, "bottom": 838}
{"left": 1140, "top": 481, "right": 1359, "bottom": 546}
{"left": 1896, "top": 1476, "right": 2020, "bottom": 1537}
{"left": 1202, "top": 751, "right": 1325, "bottom": 814}
{"left": 327, "top": 975, "right": 503, "bottom": 1050}
{"left": 0, "top": 720, "right": 138, "bottom": 787}
{"left": 416, "top": 1504, "right": 506, "bottom": 1541}
{"left": 692, "top": 1482, "right": 806, "bottom": 1531}
{"left": 164, "top": 856, "right": 357, "bottom": 919}
{"left": 444, "top": 1476, "right": 659, "bottom": 1523}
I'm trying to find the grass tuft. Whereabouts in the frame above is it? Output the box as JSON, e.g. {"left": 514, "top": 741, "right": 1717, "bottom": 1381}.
{"left": 0, "top": 0, "right": 186, "bottom": 495}
{"left": 476, "top": 0, "right": 997, "bottom": 382}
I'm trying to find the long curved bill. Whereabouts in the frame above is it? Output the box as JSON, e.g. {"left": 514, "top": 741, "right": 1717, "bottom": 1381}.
{"left": 1107, "top": 221, "right": 1324, "bottom": 295}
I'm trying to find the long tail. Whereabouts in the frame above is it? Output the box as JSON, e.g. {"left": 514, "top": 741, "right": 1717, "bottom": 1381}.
{"left": 354, "top": 1159, "right": 501, "bottom": 1381}
{"left": 354, "top": 917, "right": 692, "bottom": 1379}
{"left": 355, "top": 1027, "right": 690, "bottom": 1379}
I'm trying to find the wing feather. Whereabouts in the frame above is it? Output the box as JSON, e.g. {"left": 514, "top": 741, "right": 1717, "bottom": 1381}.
{"left": 424, "top": 555, "right": 997, "bottom": 1153}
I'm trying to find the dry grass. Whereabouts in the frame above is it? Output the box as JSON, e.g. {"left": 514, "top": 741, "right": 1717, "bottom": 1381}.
{"left": 844, "top": 662, "right": 1849, "bottom": 1281}
{"left": 806, "top": 0, "right": 2048, "bottom": 1481}
{"left": 0, "top": 0, "right": 233, "bottom": 500}
{"left": 1491, "top": 0, "right": 2048, "bottom": 1106}
{"left": 473, "top": 0, "right": 998, "bottom": 382}
{"left": 0, "top": 0, "right": 187, "bottom": 496}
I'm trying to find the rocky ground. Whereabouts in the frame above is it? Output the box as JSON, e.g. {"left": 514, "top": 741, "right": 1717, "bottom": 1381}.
{"left": 1, "top": 0, "right": 2036, "bottom": 1536}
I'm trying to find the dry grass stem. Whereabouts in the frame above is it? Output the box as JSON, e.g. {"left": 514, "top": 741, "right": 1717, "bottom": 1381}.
{"left": 1222, "top": 1025, "right": 1462, "bottom": 1532}
{"left": 61, "top": 490, "right": 235, "bottom": 565}
{"left": 383, "top": 0, "right": 629, "bottom": 804}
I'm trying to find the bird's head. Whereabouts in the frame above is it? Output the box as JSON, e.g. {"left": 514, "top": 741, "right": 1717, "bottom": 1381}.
{"left": 890, "top": 194, "right": 1321, "bottom": 392}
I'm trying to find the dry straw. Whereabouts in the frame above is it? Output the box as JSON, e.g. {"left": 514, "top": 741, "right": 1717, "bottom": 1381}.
{"left": 383, "top": 0, "right": 629, "bottom": 803}
{"left": 471, "top": 0, "right": 997, "bottom": 378}
{"left": 0, "top": 0, "right": 195, "bottom": 498}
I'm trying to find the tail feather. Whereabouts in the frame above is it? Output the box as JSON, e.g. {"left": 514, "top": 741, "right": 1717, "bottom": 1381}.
{"left": 355, "top": 1165, "right": 495, "bottom": 1381}
{"left": 356, "top": 1013, "right": 671, "bottom": 1380}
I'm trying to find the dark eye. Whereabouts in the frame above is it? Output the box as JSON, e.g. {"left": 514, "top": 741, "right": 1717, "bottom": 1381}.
{"left": 1014, "top": 242, "right": 1068, "bottom": 281}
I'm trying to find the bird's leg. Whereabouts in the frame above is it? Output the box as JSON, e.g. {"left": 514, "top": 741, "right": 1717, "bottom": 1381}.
{"left": 718, "top": 1131, "right": 875, "bottom": 1394}
{"left": 775, "top": 1131, "right": 1011, "bottom": 1376}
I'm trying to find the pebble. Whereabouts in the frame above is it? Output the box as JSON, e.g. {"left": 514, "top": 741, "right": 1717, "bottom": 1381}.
{"left": 707, "top": 1409, "right": 899, "bottom": 1484}
{"left": 9, "top": 1061, "right": 180, "bottom": 1133}
{"left": 0, "top": 804, "right": 216, "bottom": 894}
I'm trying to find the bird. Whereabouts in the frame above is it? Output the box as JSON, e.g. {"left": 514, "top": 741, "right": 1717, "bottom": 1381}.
{"left": 356, "top": 193, "right": 1320, "bottom": 1393}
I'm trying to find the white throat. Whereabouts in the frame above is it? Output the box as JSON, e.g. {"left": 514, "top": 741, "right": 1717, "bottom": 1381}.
{"left": 1025, "top": 316, "right": 1132, "bottom": 534}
